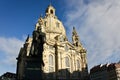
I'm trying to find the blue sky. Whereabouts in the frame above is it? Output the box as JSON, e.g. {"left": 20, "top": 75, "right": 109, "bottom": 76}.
{"left": 0, "top": 0, "right": 120, "bottom": 75}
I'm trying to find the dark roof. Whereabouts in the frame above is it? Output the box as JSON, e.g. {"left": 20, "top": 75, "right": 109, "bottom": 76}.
{"left": 0, "top": 72, "right": 16, "bottom": 78}
{"left": 90, "top": 63, "right": 120, "bottom": 73}
{"left": 90, "top": 64, "right": 101, "bottom": 73}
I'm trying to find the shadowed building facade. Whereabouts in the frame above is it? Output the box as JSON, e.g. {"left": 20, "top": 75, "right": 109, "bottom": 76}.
{"left": 90, "top": 63, "right": 120, "bottom": 80}
{"left": 16, "top": 5, "right": 88, "bottom": 80}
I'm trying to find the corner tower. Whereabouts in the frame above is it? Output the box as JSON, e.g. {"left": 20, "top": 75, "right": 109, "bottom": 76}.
{"left": 16, "top": 4, "right": 88, "bottom": 80}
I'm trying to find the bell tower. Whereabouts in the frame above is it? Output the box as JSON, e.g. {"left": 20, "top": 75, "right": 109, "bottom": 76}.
{"left": 72, "top": 27, "right": 81, "bottom": 47}
{"left": 45, "top": 4, "right": 55, "bottom": 16}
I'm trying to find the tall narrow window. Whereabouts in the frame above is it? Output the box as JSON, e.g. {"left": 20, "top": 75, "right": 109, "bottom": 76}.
{"left": 65, "top": 57, "right": 70, "bottom": 79}
{"left": 76, "top": 59, "right": 81, "bottom": 78}
{"left": 65, "top": 57, "right": 70, "bottom": 71}
{"left": 49, "top": 54, "right": 54, "bottom": 72}
{"left": 44, "top": 21, "right": 47, "bottom": 27}
{"left": 76, "top": 60, "right": 80, "bottom": 70}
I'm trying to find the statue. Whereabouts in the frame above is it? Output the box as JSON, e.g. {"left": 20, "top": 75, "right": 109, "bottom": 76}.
{"left": 30, "top": 26, "right": 46, "bottom": 66}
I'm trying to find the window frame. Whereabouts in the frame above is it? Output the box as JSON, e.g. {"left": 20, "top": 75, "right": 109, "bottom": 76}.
{"left": 49, "top": 54, "right": 54, "bottom": 72}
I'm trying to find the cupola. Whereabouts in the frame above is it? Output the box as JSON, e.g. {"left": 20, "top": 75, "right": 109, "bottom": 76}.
{"left": 45, "top": 4, "right": 55, "bottom": 16}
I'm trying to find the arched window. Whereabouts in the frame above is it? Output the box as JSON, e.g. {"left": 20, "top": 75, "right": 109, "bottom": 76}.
{"left": 65, "top": 57, "right": 70, "bottom": 79}
{"left": 76, "top": 60, "right": 80, "bottom": 70}
{"left": 65, "top": 57, "right": 70, "bottom": 71}
{"left": 49, "top": 54, "right": 54, "bottom": 72}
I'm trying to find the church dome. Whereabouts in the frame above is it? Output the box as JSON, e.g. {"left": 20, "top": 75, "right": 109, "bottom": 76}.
{"left": 36, "top": 5, "right": 66, "bottom": 41}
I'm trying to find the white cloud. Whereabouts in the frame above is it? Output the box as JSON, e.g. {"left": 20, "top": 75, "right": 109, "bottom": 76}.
{"left": 65, "top": 0, "right": 120, "bottom": 70}
{"left": 0, "top": 37, "right": 24, "bottom": 66}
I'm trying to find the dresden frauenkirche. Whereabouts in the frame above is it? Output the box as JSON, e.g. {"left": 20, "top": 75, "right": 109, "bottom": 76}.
{"left": 16, "top": 5, "right": 89, "bottom": 80}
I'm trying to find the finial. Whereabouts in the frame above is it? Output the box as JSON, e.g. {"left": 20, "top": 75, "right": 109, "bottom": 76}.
{"left": 72, "top": 26, "right": 77, "bottom": 35}
{"left": 73, "top": 26, "right": 75, "bottom": 30}
{"left": 40, "top": 14, "right": 43, "bottom": 18}
{"left": 50, "top": 0, "right": 52, "bottom": 6}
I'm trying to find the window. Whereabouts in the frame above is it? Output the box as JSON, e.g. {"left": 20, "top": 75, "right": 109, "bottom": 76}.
{"left": 76, "top": 60, "right": 80, "bottom": 70}
{"left": 65, "top": 57, "right": 70, "bottom": 71}
{"left": 65, "top": 57, "right": 70, "bottom": 79}
{"left": 49, "top": 54, "right": 54, "bottom": 72}
{"left": 59, "top": 36, "right": 64, "bottom": 42}
{"left": 44, "top": 21, "right": 47, "bottom": 27}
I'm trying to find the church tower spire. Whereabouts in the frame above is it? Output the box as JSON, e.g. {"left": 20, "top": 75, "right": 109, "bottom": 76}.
{"left": 72, "top": 27, "right": 81, "bottom": 47}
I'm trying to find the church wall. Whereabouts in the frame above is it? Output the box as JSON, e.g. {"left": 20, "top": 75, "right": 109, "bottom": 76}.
{"left": 41, "top": 42, "right": 85, "bottom": 79}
